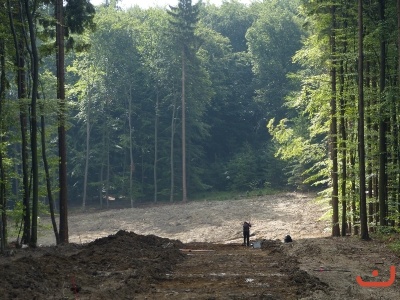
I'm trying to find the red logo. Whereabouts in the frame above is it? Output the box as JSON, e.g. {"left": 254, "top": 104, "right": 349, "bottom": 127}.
{"left": 356, "top": 266, "right": 396, "bottom": 288}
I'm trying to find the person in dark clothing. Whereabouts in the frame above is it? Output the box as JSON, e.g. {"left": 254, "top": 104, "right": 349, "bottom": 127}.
{"left": 243, "top": 221, "right": 252, "bottom": 246}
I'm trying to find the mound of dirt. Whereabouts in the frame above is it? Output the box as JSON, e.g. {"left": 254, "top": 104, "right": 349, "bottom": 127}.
{"left": 0, "top": 230, "right": 184, "bottom": 299}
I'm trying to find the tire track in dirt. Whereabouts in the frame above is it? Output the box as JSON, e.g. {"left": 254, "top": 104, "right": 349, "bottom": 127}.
{"left": 135, "top": 242, "right": 328, "bottom": 300}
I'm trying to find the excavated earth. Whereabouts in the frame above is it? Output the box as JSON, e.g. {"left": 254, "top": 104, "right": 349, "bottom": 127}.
{"left": 1, "top": 193, "right": 399, "bottom": 299}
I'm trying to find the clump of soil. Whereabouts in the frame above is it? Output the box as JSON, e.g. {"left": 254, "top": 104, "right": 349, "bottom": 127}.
{"left": 0, "top": 230, "right": 184, "bottom": 299}
{"left": 262, "top": 239, "right": 329, "bottom": 298}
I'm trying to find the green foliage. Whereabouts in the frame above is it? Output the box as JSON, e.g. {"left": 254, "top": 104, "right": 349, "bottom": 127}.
{"left": 65, "top": 0, "right": 96, "bottom": 35}
{"left": 168, "top": 0, "right": 201, "bottom": 55}
{"left": 246, "top": 0, "right": 303, "bottom": 120}
{"left": 200, "top": 0, "right": 255, "bottom": 53}
{"left": 7, "top": 200, "right": 54, "bottom": 233}
{"left": 371, "top": 231, "right": 400, "bottom": 255}
{"left": 224, "top": 143, "right": 268, "bottom": 191}
{"left": 388, "top": 240, "right": 400, "bottom": 255}
{"left": 2, "top": 0, "right": 308, "bottom": 218}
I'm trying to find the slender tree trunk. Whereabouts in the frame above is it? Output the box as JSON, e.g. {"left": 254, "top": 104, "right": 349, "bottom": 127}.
{"left": 106, "top": 152, "right": 110, "bottom": 208}
{"left": 0, "top": 144, "right": 5, "bottom": 253}
{"left": 350, "top": 151, "right": 358, "bottom": 235}
{"left": 99, "top": 163, "right": 104, "bottom": 208}
{"left": 106, "top": 125, "right": 110, "bottom": 209}
{"left": 378, "top": 0, "right": 387, "bottom": 227}
{"left": 358, "top": 0, "right": 369, "bottom": 240}
{"left": 181, "top": 49, "right": 187, "bottom": 202}
{"left": 170, "top": 98, "right": 177, "bottom": 202}
{"left": 128, "top": 86, "right": 134, "bottom": 208}
{"left": 24, "top": 0, "right": 39, "bottom": 247}
{"left": 0, "top": 38, "right": 7, "bottom": 253}
{"left": 56, "top": 0, "right": 68, "bottom": 243}
{"left": 99, "top": 120, "right": 106, "bottom": 208}
{"left": 339, "top": 59, "right": 347, "bottom": 236}
{"left": 40, "top": 105, "right": 59, "bottom": 244}
{"left": 366, "top": 62, "right": 374, "bottom": 233}
{"left": 371, "top": 69, "right": 380, "bottom": 226}
{"left": 141, "top": 149, "right": 144, "bottom": 195}
{"left": 154, "top": 91, "right": 159, "bottom": 203}
{"left": 19, "top": 66, "right": 30, "bottom": 244}
{"left": 7, "top": 0, "right": 30, "bottom": 245}
{"left": 397, "top": 0, "right": 400, "bottom": 227}
{"left": 389, "top": 88, "right": 398, "bottom": 227}
{"left": 330, "top": 5, "right": 340, "bottom": 237}
{"left": 82, "top": 88, "right": 91, "bottom": 210}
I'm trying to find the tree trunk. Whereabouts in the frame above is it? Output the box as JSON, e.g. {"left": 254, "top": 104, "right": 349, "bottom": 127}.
{"left": 24, "top": 0, "right": 39, "bottom": 248}
{"left": 366, "top": 62, "right": 374, "bottom": 233}
{"left": 397, "top": 0, "right": 400, "bottom": 227}
{"left": 99, "top": 121, "right": 106, "bottom": 208}
{"left": 330, "top": 5, "right": 340, "bottom": 237}
{"left": 181, "top": 48, "right": 187, "bottom": 202}
{"left": 82, "top": 87, "right": 91, "bottom": 210}
{"left": 371, "top": 69, "right": 380, "bottom": 226}
{"left": 0, "top": 38, "right": 7, "bottom": 253}
{"left": 7, "top": 0, "right": 30, "bottom": 245}
{"left": 350, "top": 151, "right": 358, "bottom": 235}
{"left": 56, "top": 0, "right": 68, "bottom": 243}
{"left": 378, "top": 0, "right": 387, "bottom": 227}
{"left": 106, "top": 126, "right": 110, "bottom": 209}
{"left": 339, "top": 59, "right": 347, "bottom": 236}
{"left": 128, "top": 86, "right": 134, "bottom": 208}
{"left": 154, "top": 91, "right": 159, "bottom": 203}
{"left": 40, "top": 105, "right": 59, "bottom": 244}
{"left": 19, "top": 67, "right": 30, "bottom": 244}
{"left": 170, "top": 97, "right": 177, "bottom": 202}
{"left": 358, "top": 0, "right": 369, "bottom": 240}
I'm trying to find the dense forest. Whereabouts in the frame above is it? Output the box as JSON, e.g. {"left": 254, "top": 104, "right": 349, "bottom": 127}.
{"left": 0, "top": 0, "right": 399, "bottom": 248}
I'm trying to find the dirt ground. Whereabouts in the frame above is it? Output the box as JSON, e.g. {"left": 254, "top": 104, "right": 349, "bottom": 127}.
{"left": 1, "top": 192, "right": 399, "bottom": 299}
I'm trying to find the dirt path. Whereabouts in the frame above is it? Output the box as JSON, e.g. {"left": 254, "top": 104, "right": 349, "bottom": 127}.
{"left": 287, "top": 237, "right": 400, "bottom": 299}
{"left": 2, "top": 192, "right": 399, "bottom": 299}
{"left": 135, "top": 242, "right": 327, "bottom": 300}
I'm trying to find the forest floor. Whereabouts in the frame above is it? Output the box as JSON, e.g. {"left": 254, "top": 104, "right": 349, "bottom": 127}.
{"left": 1, "top": 192, "right": 400, "bottom": 299}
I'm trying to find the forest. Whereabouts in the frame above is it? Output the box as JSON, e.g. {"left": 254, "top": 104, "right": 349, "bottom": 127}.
{"left": 0, "top": 0, "right": 399, "bottom": 249}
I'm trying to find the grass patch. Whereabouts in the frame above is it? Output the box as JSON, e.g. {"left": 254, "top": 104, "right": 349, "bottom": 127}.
{"left": 370, "top": 228, "right": 400, "bottom": 256}
{"left": 388, "top": 239, "right": 400, "bottom": 255}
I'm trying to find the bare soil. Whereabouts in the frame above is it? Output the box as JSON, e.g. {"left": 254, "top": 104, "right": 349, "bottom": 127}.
{"left": 1, "top": 193, "right": 399, "bottom": 299}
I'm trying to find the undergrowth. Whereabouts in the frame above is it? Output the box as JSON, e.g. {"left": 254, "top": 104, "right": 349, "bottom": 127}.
{"left": 371, "top": 228, "right": 400, "bottom": 256}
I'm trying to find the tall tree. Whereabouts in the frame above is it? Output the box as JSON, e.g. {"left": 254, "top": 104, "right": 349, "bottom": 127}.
{"left": 57, "top": 0, "right": 94, "bottom": 241}
{"left": 0, "top": 36, "right": 6, "bottom": 253}
{"left": 56, "top": 0, "right": 68, "bottom": 243}
{"left": 24, "top": 0, "right": 39, "bottom": 247}
{"left": 378, "top": 0, "right": 387, "bottom": 227}
{"left": 358, "top": 0, "right": 369, "bottom": 240}
{"left": 397, "top": 0, "right": 400, "bottom": 226}
{"left": 168, "top": 0, "right": 200, "bottom": 202}
{"left": 7, "top": 0, "right": 31, "bottom": 245}
{"left": 330, "top": 3, "right": 340, "bottom": 237}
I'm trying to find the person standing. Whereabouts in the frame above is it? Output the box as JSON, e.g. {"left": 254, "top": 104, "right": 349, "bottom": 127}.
{"left": 243, "top": 221, "right": 251, "bottom": 246}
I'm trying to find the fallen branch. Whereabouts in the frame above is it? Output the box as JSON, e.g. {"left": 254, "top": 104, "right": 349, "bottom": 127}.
{"left": 313, "top": 268, "right": 351, "bottom": 272}
{"left": 180, "top": 249, "right": 215, "bottom": 252}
